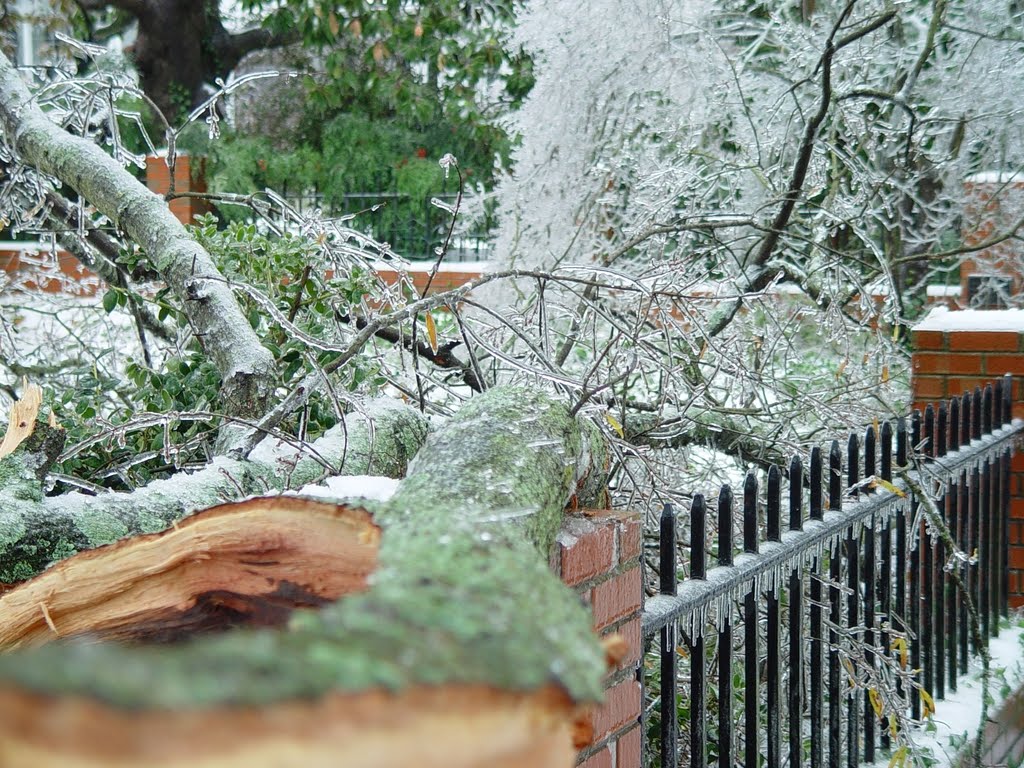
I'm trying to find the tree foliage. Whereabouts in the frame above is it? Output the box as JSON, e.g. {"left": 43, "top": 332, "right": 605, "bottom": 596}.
{"left": 1, "top": 0, "right": 1022, "bottom": 508}
{"left": 480, "top": 0, "right": 1024, "bottom": 496}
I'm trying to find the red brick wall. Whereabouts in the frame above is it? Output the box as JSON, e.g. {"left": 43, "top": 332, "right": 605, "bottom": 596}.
{"left": 145, "top": 154, "right": 211, "bottom": 225}
{"left": 911, "top": 308, "right": 1024, "bottom": 606}
{"left": 555, "top": 510, "right": 644, "bottom": 768}
{"left": 961, "top": 177, "right": 1024, "bottom": 305}
{"left": 374, "top": 266, "right": 484, "bottom": 297}
{"left": 0, "top": 246, "right": 100, "bottom": 296}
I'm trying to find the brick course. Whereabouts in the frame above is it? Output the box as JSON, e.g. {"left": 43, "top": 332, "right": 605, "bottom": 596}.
{"left": 559, "top": 509, "right": 644, "bottom": 768}
{"left": 145, "top": 154, "right": 210, "bottom": 225}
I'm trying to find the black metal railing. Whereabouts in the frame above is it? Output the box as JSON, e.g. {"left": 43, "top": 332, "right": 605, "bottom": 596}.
{"left": 642, "top": 375, "right": 1022, "bottom": 768}
{"left": 277, "top": 178, "right": 495, "bottom": 262}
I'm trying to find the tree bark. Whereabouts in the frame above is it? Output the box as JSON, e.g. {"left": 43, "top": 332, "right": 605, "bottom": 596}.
{"left": 119, "top": 0, "right": 300, "bottom": 120}
{"left": 0, "top": 49, "right": 276, "bottom": 424}
{"left": 0, "top": 386, "right": 609, "bottom": 767}
{"left": 0, "top": 398, "right": 429, "bottom": 583}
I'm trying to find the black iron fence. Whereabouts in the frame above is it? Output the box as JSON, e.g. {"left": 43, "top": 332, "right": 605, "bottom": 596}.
{"left": 642, "top": 375, "right": 1023, "bottom": 768}
{"left": 277, "top": 179, "right": 495, "bottom": 262}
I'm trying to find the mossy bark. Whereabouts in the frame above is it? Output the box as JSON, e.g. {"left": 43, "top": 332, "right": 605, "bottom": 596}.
{"left": 0, "top": 386, "right": 609, "bottom": 767}
{"left": 0, "top": 399, "right": 428, "bottom": 583}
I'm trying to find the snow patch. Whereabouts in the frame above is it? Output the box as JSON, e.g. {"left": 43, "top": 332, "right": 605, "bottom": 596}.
{"left": 914, "top": 307, "right": 1024, "bottom": 332}
{"left": 299, "top": 474, "right": 398, "bottom": 502}
{"left": 867, "top": 622, "right": 1024, "bottom": 767}
{"left": 966, "top": 171, "right": 1024, "bottom": 184}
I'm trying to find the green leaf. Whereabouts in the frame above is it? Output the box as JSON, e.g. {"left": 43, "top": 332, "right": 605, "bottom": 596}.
{"left": 102, "top": 290, "right": 118, "bottom": 313}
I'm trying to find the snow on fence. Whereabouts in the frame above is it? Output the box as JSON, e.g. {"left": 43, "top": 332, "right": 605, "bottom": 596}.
{"left": 642, "top": 375, "right": 1023, "bottom": 768}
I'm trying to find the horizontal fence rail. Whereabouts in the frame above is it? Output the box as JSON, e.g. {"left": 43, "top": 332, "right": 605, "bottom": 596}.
{"left": 642, "top": 375, "right": 1023, "bottom": 768}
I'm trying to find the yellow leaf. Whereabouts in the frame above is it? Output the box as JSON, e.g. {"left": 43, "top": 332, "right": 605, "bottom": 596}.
{"left": 605, "top": 412, "right": 624, "bottom": 438}
{"left": 872, "top": 478, "right": 906, "bottom": 498}
{"left": 437, "top": 52, "right": 446, "bottom": 70}
{"left": 869, "top": 688, "right": 883, "bottom": 719}
{"left": 889, "top": 714, "right": 898, "bottom": 739}
{"left": 890, "top": 637, "right": 909, "bottom": 669}
{"left": 889, "top": 746, "right": 908, "bottom": 768}
{"left": 920, "top": 689, "right": 936, "bottom": 719}
{"left": 841, "top": 656, "right": 856, "bottom": 685}
{"left": 425, "top": 312, "right": 438, "bottom": 355}
{"left": 881, "top": 365, "right": 890, "bottom": 383}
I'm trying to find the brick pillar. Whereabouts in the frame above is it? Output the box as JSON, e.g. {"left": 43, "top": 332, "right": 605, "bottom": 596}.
{"left": 911, "top": 307, "right": 1024, "bottom": 606}
{"left": 145, "top": 154, "right": 210, "bottom": 225}
{"left": 961, "top": 174, "right": 1024, "bottom": 306}
{"left": 555, "top": 510, "right": 644, "bottom": 768}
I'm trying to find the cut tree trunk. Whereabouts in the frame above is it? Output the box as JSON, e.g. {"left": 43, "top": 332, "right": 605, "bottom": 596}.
{"left": 0, "top": 397, "right": 428, "bottom": 584}
{"left": 0, "top": 684, "right": 579, "bottom": 768}
{"left": 0, "top": 385, "right": 610, "bottom": 767}
{"left": 0, "top": 497, "right": 380, "bottom": 648}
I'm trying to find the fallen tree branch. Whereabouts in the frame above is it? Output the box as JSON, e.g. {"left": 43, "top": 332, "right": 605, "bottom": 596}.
{"left": 0, "top": 397, "right": 429, "bottom": 583}
{"left": 0, "top": 50, "right": 275, "bottom": 423}
{"left": 0, "top": 385, "right": 611, "bottom": 766}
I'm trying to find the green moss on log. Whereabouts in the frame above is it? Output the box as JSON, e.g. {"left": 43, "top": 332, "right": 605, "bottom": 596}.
{"left": 0, "top": 402, "right": 429, "bottom": 582}
{"left": 0, "top": 386, "right": 609, "bottom": 706}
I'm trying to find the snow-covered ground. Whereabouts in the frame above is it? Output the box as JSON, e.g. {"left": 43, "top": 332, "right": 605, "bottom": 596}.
{"left": 883, "top": 618, "right": 1024, "bottom": 767}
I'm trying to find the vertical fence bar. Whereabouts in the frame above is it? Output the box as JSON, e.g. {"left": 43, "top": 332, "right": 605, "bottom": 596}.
{"left": 789, "top": 456, "right": 804, "bottom": 768}
{"left": 935, "top": 403, "right": 947, "bottom": 701}
{"left": 718, "top": 486, "right": 734, "bottom": 768}
{"left": 910, "top": 410, "right": 922, "bottom": 720}
{"left": 962, "top": 391, "right": 975, "bottom": 661}
{"left": 922, "top": 405, "right": 935, "bottom": 703}
{"left": 829, "top": 441, "right": 843, "bottom": 768}
{"left": 660, "top": 503, "right": 679, "bottom": 768}
{"left": 863, "top": 427, "right": 877, "bottom": 762}
{"left": 810, "top": 448, "right": 824, "bottom": 768}
{"left": 947, "top": 398, "right": 960, "bottom": 693}
{"left": 1003, "top": 375, "right": 1013, "bottom": 619}
{"left": 978, "top": 386, "right": 991, "bottom": 644}
{"left": 690, "top": 495, "right": 707, "bottom": 768}
{"left": 767, "top": 466, "right": 782, "bottom": 768}
{"left": 743, "top": 474, "right": 760, "bottom": 768}
{"left": 959, "top": 411, "right": 970, "bottom": 674}
{"left": 997, "top": 379, "right": 1008, "bottom": 625}
{"left": 846, "top": 433, "right": 860, "bottom": 768}
{"left": 985, "top": 384, "right": 998, "bottom": 638}
{"left": 895, "top": 419, "right": 908, "bottom": 706}
{"left": 880, "top": 421, "right": 893, "bottom": 751}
